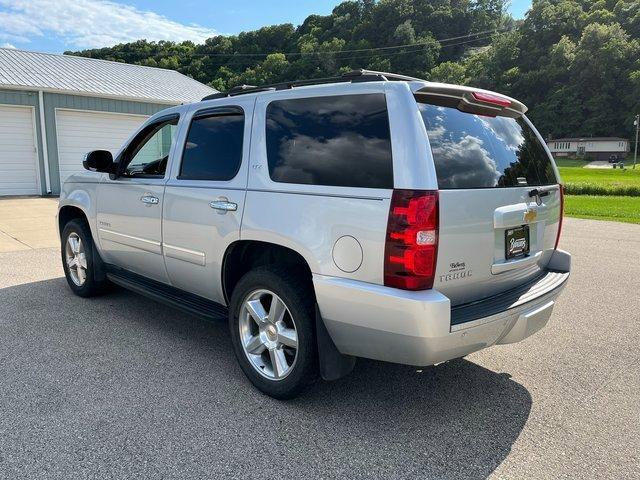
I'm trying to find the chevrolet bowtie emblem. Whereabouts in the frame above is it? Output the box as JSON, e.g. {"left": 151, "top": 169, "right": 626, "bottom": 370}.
{"left": 523, "top": 209, "right": 537, "bottom": 223}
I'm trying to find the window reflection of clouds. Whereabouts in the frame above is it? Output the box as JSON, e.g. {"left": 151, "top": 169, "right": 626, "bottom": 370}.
{"left": 431, "top": 135, "right": 501, "bottom": 188}
{"left": 426, "top": 125, "right": 445, "bottom": 140}
{"left": 479, "top": 116, "right": 525, "bottom": 151}
{"left": 419, "top": 102, "right": 549, "bottom": 189}
{"left": 266, "top": 94, "right": 393, "bottom": 188}
{"left": 273, "top": 133, "right": 392, "bottom": 186}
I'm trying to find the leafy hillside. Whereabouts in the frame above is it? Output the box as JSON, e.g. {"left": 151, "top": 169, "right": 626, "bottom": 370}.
{"left": 68, "top": 0, "right": 640, "bottom": 139}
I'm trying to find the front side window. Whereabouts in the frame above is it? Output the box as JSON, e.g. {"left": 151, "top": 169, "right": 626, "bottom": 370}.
{"left": 418, "top": 102, "right": 557, "bottom": 189}
{"left": 123, "top": 117, "right": 178, "bottom": 177}
{"left": 179, "top": 110, "right": 244, "bottom": 181}
{"left": 265, "top": 93, "right": 393, "bottom": 189}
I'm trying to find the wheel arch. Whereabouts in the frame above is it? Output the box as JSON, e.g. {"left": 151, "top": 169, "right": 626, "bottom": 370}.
{"left": 58, "top": 204, "right": 90, "bottom": 234}
{"left": 58, "top": 184, "right": 99, "bottom": 237}
{"left": 221, "top": 240, "right": 314, "bottom": 305}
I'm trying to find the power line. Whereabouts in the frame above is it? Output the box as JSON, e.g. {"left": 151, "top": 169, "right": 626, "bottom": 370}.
{"left": 86, "top": 28, "right": 507, "bottom": 58}
{"left": 307, "top": 33, "right": 498, "bottom": 62}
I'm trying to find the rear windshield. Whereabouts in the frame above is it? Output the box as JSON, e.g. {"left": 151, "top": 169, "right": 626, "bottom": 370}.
{"left": 418, "top": 102, "right": 557, "bottom": 189}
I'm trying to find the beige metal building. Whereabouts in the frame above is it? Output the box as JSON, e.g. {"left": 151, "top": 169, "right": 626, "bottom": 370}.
{"left": 546, "top": 137, "right": 629, "bottom": 161}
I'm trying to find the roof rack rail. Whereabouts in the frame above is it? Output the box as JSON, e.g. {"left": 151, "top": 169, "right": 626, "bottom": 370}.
{"left": 343, "top": 69, "right": 423, "bottom": 82}
{"left": 201, "top": 69, "right": 425, "bottom": 101}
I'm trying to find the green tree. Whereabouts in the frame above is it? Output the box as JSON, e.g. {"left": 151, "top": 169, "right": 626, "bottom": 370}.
{"left": 572, "top": 22, "right": 640, "bottom": 135}
{"left": 429, "top": 60, "right": 467, "bottom": 83}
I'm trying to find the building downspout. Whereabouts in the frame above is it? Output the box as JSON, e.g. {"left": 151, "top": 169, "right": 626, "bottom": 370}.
{"left": 38, "top": 90, "right": 52, "bottom": 194}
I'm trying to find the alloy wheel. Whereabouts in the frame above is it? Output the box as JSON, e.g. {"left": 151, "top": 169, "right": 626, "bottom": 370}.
{"left": 65, "top": 232, "right": 87, "bottom": 286}
{"left": 238, "top": 289, "right": 299, "bottom": 381}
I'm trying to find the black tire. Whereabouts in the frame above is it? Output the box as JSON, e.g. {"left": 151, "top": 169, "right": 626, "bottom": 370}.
{"left": 61, "top": 219, "right": 109, "bottom": 298}
{"left": 229, "top": 266, "right": 318, "bottom": 399}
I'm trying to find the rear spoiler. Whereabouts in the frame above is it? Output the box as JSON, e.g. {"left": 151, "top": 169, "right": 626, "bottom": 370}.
{"left": 411, "top": 82, "right": 527, "bottom": 118}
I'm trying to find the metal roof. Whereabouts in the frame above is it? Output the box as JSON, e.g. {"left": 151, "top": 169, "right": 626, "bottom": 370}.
{"left": 0, "top": 47, "right": 216, "bottom": 104}
{"left": 548, "top": 137, "right": 628, "bottom": 142}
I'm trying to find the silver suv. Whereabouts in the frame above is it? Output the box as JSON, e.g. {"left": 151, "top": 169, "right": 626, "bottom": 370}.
{"left": 58, "top": 70, "right": 571, "bottom": 399}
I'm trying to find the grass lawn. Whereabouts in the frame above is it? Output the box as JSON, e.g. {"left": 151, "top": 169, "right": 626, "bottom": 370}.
{"left": 557, "top": 163, "right": 640, "bottom": 196}
{"left": 564, "top": 195, "right": 640, "bottom": 224}
{"left": 552, "top": 158, "right": 640, "bottom": 224}
{"left": 555, "top": 158, "right": 590, "bottom": 168}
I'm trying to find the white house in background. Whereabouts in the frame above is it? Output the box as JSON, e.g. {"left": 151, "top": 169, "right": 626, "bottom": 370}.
{"left": 546, "top": 137, "right": 630, "bottom": 161}
{"left": 0, "top": 47, "right": 216, "bottom": 196}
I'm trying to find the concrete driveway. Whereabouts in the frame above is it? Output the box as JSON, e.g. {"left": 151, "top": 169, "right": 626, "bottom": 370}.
{"left": 0, "top": 199, "right": 638, "bottom": 479}
{"left": 0, "top": 197, "right": 58, "bottom": 252}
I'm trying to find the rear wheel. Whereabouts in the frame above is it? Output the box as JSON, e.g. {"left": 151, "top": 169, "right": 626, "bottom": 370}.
{"left": 61, "top": 219, "right": 109, "bottom": 297}
{"left": 229, "top": 266, "right": 318, "bottom": 399}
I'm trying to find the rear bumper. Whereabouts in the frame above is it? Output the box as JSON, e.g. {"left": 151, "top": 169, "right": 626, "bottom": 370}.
{"left": 314, "top": 249, "right": 571, "bottom": 366}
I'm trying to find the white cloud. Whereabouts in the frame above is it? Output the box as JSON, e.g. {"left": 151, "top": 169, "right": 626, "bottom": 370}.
{"left": 0, "top": 26, "right": 32, "bottom": 44}
{"left": 0, "top": 0, "right": 216, "bottom": 48}
{"left": 0, "top": 42, "right": 16, "bottom": 48}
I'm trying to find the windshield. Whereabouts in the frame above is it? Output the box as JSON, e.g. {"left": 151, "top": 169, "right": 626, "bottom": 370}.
{"left": 418, "top": 102, "right": 557, "bottom": 189}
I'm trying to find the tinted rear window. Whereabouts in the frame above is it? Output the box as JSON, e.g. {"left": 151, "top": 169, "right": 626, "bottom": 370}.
{"left": 418, "top": 103, "right": 557, "bottom": 189}
{"left": 265, "top": 93, "right": 393, "bottom": 188}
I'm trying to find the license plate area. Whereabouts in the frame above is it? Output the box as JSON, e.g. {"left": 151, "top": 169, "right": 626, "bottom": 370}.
{"left": 505, "top": 225, "right": 530, "bottom": 260}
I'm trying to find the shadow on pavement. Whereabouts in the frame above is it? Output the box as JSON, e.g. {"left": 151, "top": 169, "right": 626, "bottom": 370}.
{"left": 1, "top": 278, "right": 532, "bottom": 479}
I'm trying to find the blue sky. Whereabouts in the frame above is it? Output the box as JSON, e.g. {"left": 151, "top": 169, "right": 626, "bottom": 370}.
{"left": 0, "top": 0, "right": 532, "bottom": 53}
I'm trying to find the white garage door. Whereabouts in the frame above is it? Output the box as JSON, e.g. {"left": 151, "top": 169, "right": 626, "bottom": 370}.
{"left": 0, "top": 105, "right": 39, "bottom": 196}
{"left": 56, "top": 110, "right": 148, "bottom": 185}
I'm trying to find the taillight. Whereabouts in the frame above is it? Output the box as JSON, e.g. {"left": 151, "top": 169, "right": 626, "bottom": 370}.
{"left": 384, "top": 190, "right": 439, "bottom": 290}
{"left": 554, "top": 184, "right": 564, "bottom": 250}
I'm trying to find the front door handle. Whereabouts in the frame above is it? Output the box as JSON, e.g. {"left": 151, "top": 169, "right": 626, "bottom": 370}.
{"left": 209, "top": 200, "right": 237, "bottom": 212}
{"left": 140, "top": 195, "right": 159, "bottom": 205}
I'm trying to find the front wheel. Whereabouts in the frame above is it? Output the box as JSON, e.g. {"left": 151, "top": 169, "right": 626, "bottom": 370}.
{"left": 61, "top": 219, "right": 109, "bottom": 297}
{"left": 229, "top": 266, "right": 318, "bottom": 399}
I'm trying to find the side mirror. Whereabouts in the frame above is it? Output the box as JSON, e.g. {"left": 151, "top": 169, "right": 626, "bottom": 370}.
{"left": 83, "top": 150, "right": 114, "bottom": 173}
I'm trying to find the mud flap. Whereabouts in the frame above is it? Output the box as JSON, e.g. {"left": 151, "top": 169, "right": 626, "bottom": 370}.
{"left": 92, "top": 243, "right": 107, "bottom": 282}
{"left": 315, "top": 304, "right": 356, "bottom": 381}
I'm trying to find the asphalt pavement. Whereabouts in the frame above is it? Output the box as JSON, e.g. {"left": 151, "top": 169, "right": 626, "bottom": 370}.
{"left": 0, "top": 218, "right": 638, "bottom": 479}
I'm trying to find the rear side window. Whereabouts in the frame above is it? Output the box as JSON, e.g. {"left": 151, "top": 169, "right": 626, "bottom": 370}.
{"left": 265, "top": 93, "right": 393, "bottom": 188}
{"left": 418, "top": 103, "right": 557, "bottom": 189}
{"left": 180, "top": 110, "right": 244, "bottom": 181}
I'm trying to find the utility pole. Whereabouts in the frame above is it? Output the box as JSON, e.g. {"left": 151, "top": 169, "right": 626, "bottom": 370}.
{"left": 634, "top": 114, "right": 639, "bottom": 170}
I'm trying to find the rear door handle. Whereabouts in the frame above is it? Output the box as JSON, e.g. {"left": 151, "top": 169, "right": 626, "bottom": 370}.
{"left": 528, "top": 188, "right": 551, "bottom": 198}
{"left": 140, "top": 195, "right": 159, "bottom": 205}
{"left": 209, "top": 200, "right": 237, "bottom": 212}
